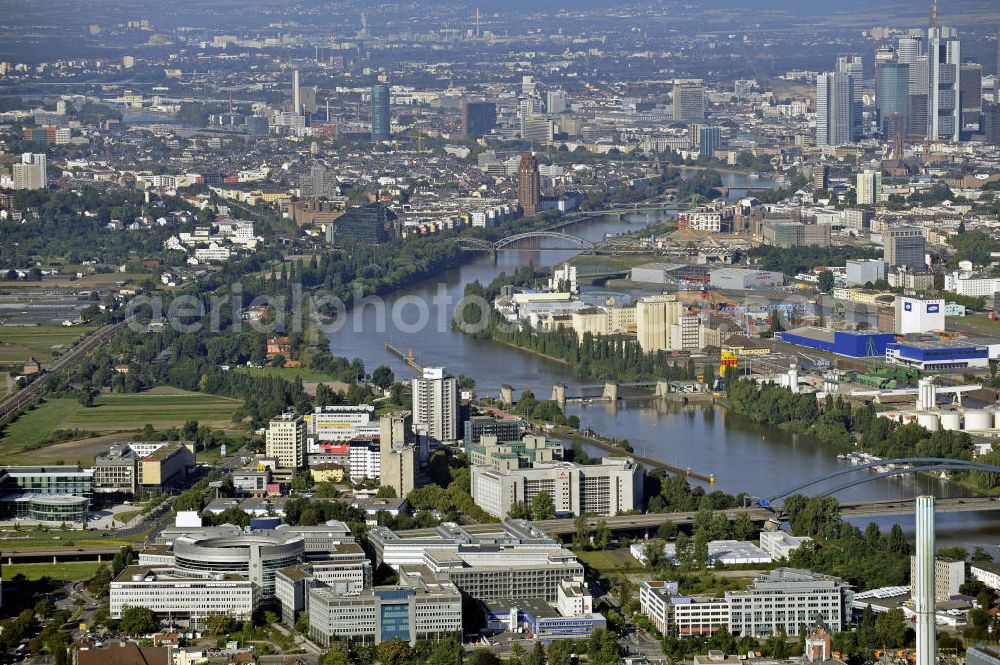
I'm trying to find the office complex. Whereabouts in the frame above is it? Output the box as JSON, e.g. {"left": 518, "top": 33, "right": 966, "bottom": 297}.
{"left": 883, "top": 225, "right": 926, "bottom": 270}
{"left": 379, "top": 411, "right": 417, "bottom": 497}
{"left": 985, "top": 102, "right": 1000, "bottom": 145}
{"left": 546, "top": 89, "right": 568, "bottom": 114}
{"left": 463, "top": 415, "right": 525, "bottom": 445}
{"left": 94, "top": 442, "right": 194, "bottom": 496}
{"left": 13, "top": 152, "right": 47, "bottom": 190}
{"left": 111, "top": 526, "right": 306, "bottom": 625}
{"left": 517, "top": 154, "right": 540, "bottom": 216}
{"left": 468, "top": 433, "right": 563, "bottom": 471}
{"left": 927, "top": 27, "right": 960, "bottom": 142}
{"left": 836, "top": 55, "right": 864, "bottom": 141}
{"left": 411, "top": 367, "right": 458, "bottom": 443}
{"left": 461, "top": 100, "right": 497, "bottom": 138}
{"left": 470, "top": 458, "right": 643, "bottom": 518}
{"left": 371, "top": 83, "right": 391, "bottom": 140}
{"left": 308, "top": 580, "right": 462, "bottom": 646}
{"left": 266, "top": 413, "right": 307, "bottom": 469}
{"left": 369, "top": 521, "right": 585, "bottom": 604}
{"left": 856, "top": 169, "right": 882, "bottom": 205}
{"left": 909, "top": 556, "right": 964, "bottom": 602}
{"left": 326, "top": 203, "right": 399, "bottom": 245}
{"left": 816, "top": 72, "right": 853, "bottom": 146}
{"left": 640, "top": 581, "right": 730, "bottom": 637}
{"left": 305, "top": 405, "right": 377, "bottom": 444}
{"left": 673, "top": 83, "right": 705, "bottom": 121}
{"left": 727, "top": 568, "right": 853, "bottom": 637}
{"left": 958, "top": 63, "right": 982, "bottom": 130}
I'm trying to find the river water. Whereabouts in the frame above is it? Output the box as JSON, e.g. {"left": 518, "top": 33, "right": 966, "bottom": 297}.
{"left": 324, "top": 171, "right": 1000, "bottom": 552}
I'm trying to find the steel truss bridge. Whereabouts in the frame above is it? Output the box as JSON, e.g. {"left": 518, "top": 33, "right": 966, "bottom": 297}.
{"left": 457, "top": 231, "right": 598, "bottom": 253}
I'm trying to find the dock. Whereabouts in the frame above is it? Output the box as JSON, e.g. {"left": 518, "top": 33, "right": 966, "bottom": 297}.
{"left": 385, "top": 342, "right": 424, "bottom": 373}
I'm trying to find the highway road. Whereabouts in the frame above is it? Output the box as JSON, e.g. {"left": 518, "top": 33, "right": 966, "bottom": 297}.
{"left": 0, "top": 318, "right": 130, "bottom": 426}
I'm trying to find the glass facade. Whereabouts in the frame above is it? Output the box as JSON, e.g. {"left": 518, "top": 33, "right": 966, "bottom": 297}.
{"left": 380, "top": 602, "right": 411, "bottom": 642}
{"left": 371, "top": 84, "right": 390, "bottom": 140}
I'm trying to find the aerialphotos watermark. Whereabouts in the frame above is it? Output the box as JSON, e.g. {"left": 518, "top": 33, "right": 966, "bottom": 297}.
{"left": 123, "top": 282, "right": 512, "bottom": 338}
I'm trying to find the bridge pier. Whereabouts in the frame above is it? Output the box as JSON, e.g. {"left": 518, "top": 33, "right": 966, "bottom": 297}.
{"left": 551, "top": 384, "right": 567, "bottom": 407}
{"left": 603, "top": 382, "right": 619, "bottom": 402}
{"left": 655, "top": 380, "right": 670, "bottom": 398}
{"left": 500, "top": 384, "right": 514, "bottom": 407}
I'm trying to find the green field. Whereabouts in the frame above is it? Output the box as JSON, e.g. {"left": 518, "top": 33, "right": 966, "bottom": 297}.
{"left": 235, "top": 365, "right": 349, "bottom": 383}
{"left": 0, "top": 390, "right": 241, "bottom": 457}
{"left": 1, "top": 562, "right": 101, "bottom": 581}
{"left": 0, "top": 325, "right": 97, "bottom": 363}
{"left": 575, "top": 548, "right": 642, "bottom": 572}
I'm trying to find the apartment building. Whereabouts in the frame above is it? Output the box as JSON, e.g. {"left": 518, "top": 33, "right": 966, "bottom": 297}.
{"left": 470, "top": 458, "right": 643, "bottom": 518}
{"left": 266, "top": 413, "right": 306, "bottom": 469}
{"left": 411, "top": 367, "right": 458, "bottom": 443}
{"left": 909, "top": 556, "right": 965, "bottom": 602}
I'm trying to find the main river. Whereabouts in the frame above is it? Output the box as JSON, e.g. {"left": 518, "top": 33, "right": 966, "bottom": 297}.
{"left": 324, "top": 172, "right": 1000, "bottom": 552}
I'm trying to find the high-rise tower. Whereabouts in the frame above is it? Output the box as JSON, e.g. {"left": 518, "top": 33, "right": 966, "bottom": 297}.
{"left": 517, "top": 154, "right": 540, "bottom": 217}
{"left": 292, "top": 68, "right": 301, "bottom": 115}
{"left": 371, "top": 83, "right": 390, "bottom": 141}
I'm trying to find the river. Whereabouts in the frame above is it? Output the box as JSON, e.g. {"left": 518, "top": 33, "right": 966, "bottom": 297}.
{"left": 323, "top": 171, "right": 1000, "bottom": 553}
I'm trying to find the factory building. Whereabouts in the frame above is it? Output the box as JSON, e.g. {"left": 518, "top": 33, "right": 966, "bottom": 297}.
{"left": 885, "top": 339, "right": 990, "bottom": 370}
{"left": 777, "top": 328, "right": 896, "bottom": 358}
{"left": 709, "top": 268, "right": 784, "bottom": 290}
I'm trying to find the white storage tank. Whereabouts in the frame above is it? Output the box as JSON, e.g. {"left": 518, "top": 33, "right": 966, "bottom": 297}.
{"left": 964, "top": 409, "right": 993, "bottom": 431}
{"left": 994, "top": 410, "right": 1000, "bottom": 429}
{"left": 940, "top": 411, "right": 962, "bottom": 431}
{"left": 916, "top": 411, "right": 940, "bottom": 432}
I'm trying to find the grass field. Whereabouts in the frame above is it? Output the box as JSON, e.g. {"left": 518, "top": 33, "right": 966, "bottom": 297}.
{"left": 235, "top": 365, "right": 346, "bottom": 383}
{"left": 0, "top": 389, "right": 241, "bottom": 460}
{"left": 575, "top": 548, "right": 642, "bottom": 572}
{"left": 1, "top": 562, "right": 101, "bottom": 581}
{"left": 0, "top": 325, "right": 97, "bottom": 363}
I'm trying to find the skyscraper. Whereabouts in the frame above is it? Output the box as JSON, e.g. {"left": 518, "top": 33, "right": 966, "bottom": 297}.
{"left": 410, "top": 368, "right": 458, "bottom": 443}
{"left": 876, "top": 62, "right": 910, "bottom": 134}
{"left": 836, "top": 55, "right": 864, "bottom": 141}
{"left": 927, "top": 26, "right": 961, "bottom": 142}
{"left": 12, "top": 153, "right": 47, "bottom": 190}
{"left": 959, "top": 63, "right": 982, "bottom": 131}
{"left": 672, "top": 83, "right": 705, "bottom": 122}
{"left": 371, "top": 83, "right": 390, "bottom": 141}
{"left": 546, "top": 89, "right": 567, "bottom": 115}
{"left": 699, "top": 126, "right": 721, "bottom": 158}
{"left": 816, "top": 72, "right": 852, "bottom": 146}
{"left": 897, "top": 35, "right": 929, "bottom": 140}
{"left": 517, "top": 154, "right": 540, "bottom": 217}
{"left": 984, "top": 102, "right": 1000, "bottom": 146}
{"left": 379, "top": 411, "right": 417, "bottom": 497}
{"left": 460, "top": 100, "right": 497, "bottom": 139}
{"left": 292, "top": 68, "right": 301, "bottom": 115}
{"left": 856, "top": 169, "right": 882, "bottom": 205}
{"left": 266, "top": 413, "right": 306, "bottom": 469}
{"left": 884, "top": 225, "right": 927, "bottom": 270}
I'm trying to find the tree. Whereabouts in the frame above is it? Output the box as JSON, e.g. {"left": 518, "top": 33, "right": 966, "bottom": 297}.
{"left": 371, "top": 365, "right": 395, "bottom": 390}
{"left": 593, "top": 520, "right": 612, "bottom": 550}
{"left": 531, "top": 492, "right": 556, "bottom": 520}
{"left": 119, "top": 606, "right": 158, "bottom": 635}
{"left": 206, "top": 613, "right": 235, "bottom": 635}
{"left": 377, "top": 639, "right": 413, "bottom": 665}
{"left": 375, "top": 485, "right": 397, "bottom": 498}
{"left": 321, "top": 649, "right": 353, "bottom": 665}
{"left": 817, "top": 270, "right": 835, "bottom": 293}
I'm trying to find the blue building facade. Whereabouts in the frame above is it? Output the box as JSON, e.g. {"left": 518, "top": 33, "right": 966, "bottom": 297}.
{"left": 777, "top": 329, "right": 895, "bottom": 358}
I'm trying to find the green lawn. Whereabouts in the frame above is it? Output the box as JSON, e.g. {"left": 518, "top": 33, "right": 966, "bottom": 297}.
{"left": 0, "top": 325, "right": 97, "bottom": 363}
{"left": 235, "top": 366, "right": 348, "bottom": 383}
{"left": 575, "top": 548, "right": 642, "bottom": 572}
{"left": 0, "top": 390, "right": 241, "bottom": 457}
{"left": 1, "top": 562, "right": 101, "bottom": 581}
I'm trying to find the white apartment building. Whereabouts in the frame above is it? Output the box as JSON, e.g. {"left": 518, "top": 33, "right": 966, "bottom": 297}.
{"left": 557, "top": 579, "right": 594, "bottom": 617}
{"left": 943, "top": 271, "right": 1000, "bottom": 297}
{"left": 13, "top": 153, "right": 47, "bottom": 190}
{"left": 266, "top": 413, "right": 306, "bottom": 469}
{"left": 680, "top": 211, "right": 722, "bottom": 232}
{"left": 305, "top": 405, "right": 377, "bottom": 445}
{"left": 347, "top": 440, "right": 380, "bottom": 482}
{"left": 411, "top": 367, "right": 458, "bottom": 443}
{"left": 758, "top": 530, "right": 812, "bottom": 561}
{"left": 111, "top": 567, "right": 256, "bottom": 625}
{"left": 970, "top": 562, "right": 1000, "bottom": 591}
{"left": 909, "top": 556, "right": 965, "bottom": 602}
{"left": 470, "top": 458, "right": 643, "bottom": 518}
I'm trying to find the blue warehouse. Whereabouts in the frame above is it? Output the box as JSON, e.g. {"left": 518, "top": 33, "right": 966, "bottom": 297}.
{"left": 777, "top": 327, "right": 896, "bottom": 358}
{"left": 886, "top": 339, "right": 989, "bottom": 370}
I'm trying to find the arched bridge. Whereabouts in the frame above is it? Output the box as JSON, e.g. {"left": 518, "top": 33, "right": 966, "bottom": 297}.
{"left": 457, "top": 231, "right": 597, "bottom": 253}
{"left": 762, "top": 457, "right": 1000, "bottom": 506}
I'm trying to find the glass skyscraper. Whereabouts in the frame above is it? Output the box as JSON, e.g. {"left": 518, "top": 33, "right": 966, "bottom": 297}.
{"left": 371, "top": 83, "right": 390, "bottom": 140}
{"left": 876, "top": 63, "right": 910, "bottom": 133}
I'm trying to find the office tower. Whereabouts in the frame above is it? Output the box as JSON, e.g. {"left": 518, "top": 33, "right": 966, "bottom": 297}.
{"left": 672, "top": 83, "right": 705, "bottom": 121}
{"left": 898, "top": 35, "right": 929, "bottom": 140}
{"left": 521, "top": 115, "right": 554, "bottom": 142}
{"left": 927, "top": 26, "right": 960, "bottom": 142}
{"left": 292, "top": 68, "right": 301, "bottom": 114}
{"left": 812, "top": 164, "right": 829, "bottom": 192}
{"left": 371, "top": 83, "right": 390, "bottom": 141}
{"left": 915, "top": 496, "right": 936, "bottom": 665}
{"left": 517, "top": 154, "right": 540, "bottom": 217}
{"left": 699, "top": 125, "right": 721, "bottom": 158}
{"left": 875, "top": 46, "right": 896, "bottom": 67}
{"left": 816, "top": 72, "right": 852, "bottom": 146}
{"left": 12, "top": 153, "right": 47, "bottom": 190}
{"left": 379, "top": 411, "right": 416, "bottom": 497}
{"left": 266, "top": 413, "right": 306, "bottom": 469}
{"left": 877, "top": 63, "right": 910, "bottom": 133}
{"left": 883, "top": 225, "right": 927, "bottom": 269}
{"left": 836, "top": 55, "right": 864, "bottom": 141}
{"left": 460, "top": 100, "right": 497, "bottom": 139}
{"left": 856, "top": 169, "right": 882, "bottom": 205}
{"left": 546, "top": 89, "right": 567, "bottom": 114}
{"left": 636, "top": 294, "right": 682, "bottom": 353}
{"left": 959, "top": 63, "right": 982, "bottom": 130}
{"left": 410, "top": 367, "right": 458, "bottom": 443}
{"left": 985, "top": 102, "right": 1000, "bottom": 145}
{"left": 300, "top": 86, "right": 318, "bottom": 114}
{"left": 884, "top": 113, "right": 906, "bottom": 158}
